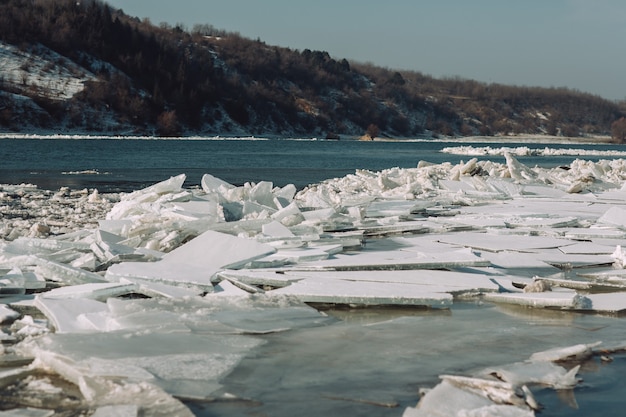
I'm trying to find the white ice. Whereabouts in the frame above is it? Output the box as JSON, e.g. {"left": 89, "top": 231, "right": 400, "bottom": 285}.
{"left": 3, "top": 153, "right": 626, "bottom": 414}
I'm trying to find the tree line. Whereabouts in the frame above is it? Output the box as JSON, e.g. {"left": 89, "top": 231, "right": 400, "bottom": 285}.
{"left": 0, "top": 0, "right": 624, "bottom": 139}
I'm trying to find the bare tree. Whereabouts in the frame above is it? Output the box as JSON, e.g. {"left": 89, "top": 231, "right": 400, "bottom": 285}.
{"left": 366, "top": 123, "right": 379, "bottom": 140}
{"left": 611, "top": 117, "right": 626, "bottom": 143}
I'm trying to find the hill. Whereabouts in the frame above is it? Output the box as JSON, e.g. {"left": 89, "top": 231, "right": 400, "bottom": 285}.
{"left": 1, "top": 0, "right": 624, "bottom": 139}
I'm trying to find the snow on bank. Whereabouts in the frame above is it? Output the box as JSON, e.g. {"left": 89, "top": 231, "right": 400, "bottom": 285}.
{"left": 2, "top": 154, "right": 626, "bottom": 415}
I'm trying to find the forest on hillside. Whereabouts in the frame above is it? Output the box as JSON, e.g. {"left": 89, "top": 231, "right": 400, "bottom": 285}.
{"left": 0, "top": 0, "right": 624, "bottom": 139}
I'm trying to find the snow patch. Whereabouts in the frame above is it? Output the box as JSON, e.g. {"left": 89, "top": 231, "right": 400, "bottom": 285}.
{"left": 0, "top": 41, "right": 96, "bottom": 100}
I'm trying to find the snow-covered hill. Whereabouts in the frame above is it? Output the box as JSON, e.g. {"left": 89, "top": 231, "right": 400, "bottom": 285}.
{"left": 0, "top": 42, "right": 95, "bottom": 100}
{"left": 0, "top": 0, "right": 623, "bottom": 138}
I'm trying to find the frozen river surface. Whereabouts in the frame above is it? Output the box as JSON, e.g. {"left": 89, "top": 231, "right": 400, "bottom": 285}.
{"left": 0, "top": 138, "right": 626, "bottom": 416}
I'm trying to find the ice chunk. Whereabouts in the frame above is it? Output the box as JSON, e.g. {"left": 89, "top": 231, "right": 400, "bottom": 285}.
{"left": 253, "top": 247, "right": 330, "bottom": 266}
{"left": 106, "top": 230, "right": 276, "bottom": 288}
{"left": 105, "top": 261, "right": 216, "bottom": 290}
{"left": 482, "top": 361, "right": 580, "bottom": 389}
{"left": 504, "top": 152, "right": 537, "bottom": 181}
{"left": 440, "top": 375, "right": 527, "bottom": 407}
{"left": 402, "top": 380, "right": 533, "bottom": 417}
{"left": 33, "top": 257, "right": 107, "bottom": 285}
{"left": 39, "top": 282, "right": 138, "bottom": 301}
{"left": 261, "top": 220, "right": 295, "bottom": 238}
{"left": 211, "top": 279, "right": 250, "bottom": 296}
{"left": 611, "top": 244, "right": 626, "bottom": 268}
{"left": 121, "top": 174, "right": 186, "bottom": 202}
{"left": 274, "top": 183, "right": 297, "bottom": 206}
{"left": 118, "top": 278, "right": 203, "bottom": 298}
{"left": 0, "top": 304, "right": 20, "bottom": 324}
{"left": 217, "top": 270, "right": 302, "bottom": 288}
{"left": 365, "top": 200, "right": 420, "bottom": 218}
{"left": 295, "top": 247, "right": 488, "bottom": 271}
{"left": 563, "top": 227, "right": 626, "bottom": 240}
{"left": 3, "top": 237, "right": 91, "bottom": 256}
{"left": 249, "top": 181, "right": 277, "bottom": 209}
{"left": 270, "top": 201, "right": 304, "bottom": 225}
{"left": 529, "top": 342, "right": 601, "bottom": 362}
{"left": 597, "top": 206, "right": 626, "bottom": 228}
{"left": 532, "top": 276, "right": 626, "bottom": 292}
{"left": 362, "top": 221, "right": 430, "bottom": 237}
{"left": 162, "top": 229, "right": 275, "bottom": 269}
{"left": 559, "top": 241, "right": 616, "bottom": 255}
{"left": 584, "top": 293, "right": 626, "bottom": 314}
{"left": 537, "top": 250, "right": 615, "bottom": 269}
{"left": 504, "top": 215, "right": 579, "bottom": 229}
{"left": 201, "top": 173, "right": 235, "bottom": 193}
{"left": 437, "top": 232, "right": 572, "bottom": 253}
{"left": 272, "top": 277, "right": 453, "bottom": 307}
{"left": 251, "top": 269, "right": 502, "bottom": 296}
{"left": 479, "top": 251, "right": 558, "bottom": 271}
{"left": 170, "top": 198, "right": 222, "bottom": 221}
{"left": 483, "top": 290, "right": 591, "bottom": 310}
{"left": 19, "top": 331, "right": 263, "bottom": 405}
{"left": 90, "top": 230, "right": 158, "bottom": 265}
{"left": 0, "top": 267, "right": 27, "bottom": 295}
{"left": 33, "top": 296, "right": 109, "bottom": 333}
{"left": 98, "top": 219, "right": 132, "bottom": 235}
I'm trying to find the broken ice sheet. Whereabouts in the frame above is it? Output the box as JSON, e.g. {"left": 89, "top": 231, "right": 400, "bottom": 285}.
{"left": 482, "top": 290, "right": 591, "bottom": 310}
{"left": 39, "top": 282, "right": 138, "bottom": 301}
{"left": 6, "top": 157, "right": 626, "bottom": 415}
{"left": 402, "top": 379, "right": 533, "bottom": 417}
{"left": 0, "top": 304, "right": 20, "bottom": 324}
{"left": 436, "top": 232, "right": 574, "bottom": 253}
{"left": 292, "top": 247, "right": 488, "bottom": 271}
{"left": 106, "top": 230, "right": 276, "bottom": 289}
{"left": 480, "top": 361, "right": 580, "bottom": 389}
{"left": 17, "top": 292, "right": 330, "bottom": 401}
{"left": 583, "top": 293, "right": 626, "bottom": 315}
{"left": 17, "top": 331, "right": 264, "bottom": 402}
{"left": 101, "top": 295, "right": 331, "bottom": 335}
{"left": 271, "top": 276, "right": 453, "bottom": 307}
{"left": 403, "top": 341, "right": 607, "bottom": 417}
{"left": 227, "top": 269, "right": 505, "bottom": 297}
{"left": 33, "top": 297, "right": 109, "bottom": 333}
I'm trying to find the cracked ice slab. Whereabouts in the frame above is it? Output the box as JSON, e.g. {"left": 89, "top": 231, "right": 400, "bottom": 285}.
{"left": 105, "top": 230, "right": 276, "bottom": 288}
{"left": 39, "top": 282, "right": 138, "bottom": 301}
{"left": 482, "top": 290, "right": 591, "bottom": 310}
{"left": 271, "top": 277, "right": 453, "bottom": 307}
{"left": 229, "top": 269, "right": 504, "bottom": 295}
{"left": 18, "top": 331, "right": 261, "bottom": 407}
{"left": 290, "top": 247, "right": 488, "bottom": 271}
{"left": 33, "top": 296, "right": 109, "bottom": 333}
{"left": 402, "top": 341, "right": 600, "bottom": 417}
{"left": 436, "top": 232, "right": 574, "bottom": 253}
{"left": 584, "top": 293, "right": 626, "bottom": 315}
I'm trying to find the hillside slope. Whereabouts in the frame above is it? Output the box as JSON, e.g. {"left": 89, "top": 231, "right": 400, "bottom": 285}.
{"left": 0, "top": 0, "right": 624, "bottom": 139}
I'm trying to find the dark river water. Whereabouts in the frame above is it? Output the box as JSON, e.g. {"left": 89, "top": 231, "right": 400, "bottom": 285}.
{"left": 1, "top": 137, "right": 624, "bottom": 192}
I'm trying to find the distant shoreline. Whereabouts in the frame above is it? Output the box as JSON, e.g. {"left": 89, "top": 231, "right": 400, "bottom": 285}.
{"left": 0, "top": 132, "right": 617, "bottom": 145}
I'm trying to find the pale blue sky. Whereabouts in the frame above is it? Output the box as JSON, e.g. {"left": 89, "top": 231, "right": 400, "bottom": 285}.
{"left": 105, "top": 0, "right": 626, "bottom": 101}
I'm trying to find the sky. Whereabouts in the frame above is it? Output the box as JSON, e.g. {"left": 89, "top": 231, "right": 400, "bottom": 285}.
{"left": 105, "top": 0, "right": 626, "bottom": 101}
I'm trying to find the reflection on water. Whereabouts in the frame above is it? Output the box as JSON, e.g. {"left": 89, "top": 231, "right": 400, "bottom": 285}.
{"left": 187, "top": 301, "right": 626, "bottom": 417}
{"left": 315, "top": 304, "right": 452, "bottom": 325}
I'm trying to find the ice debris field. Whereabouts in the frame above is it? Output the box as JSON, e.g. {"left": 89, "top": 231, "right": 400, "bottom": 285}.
{"left": 1, "top": 152, "right": 626, "bottom": 416}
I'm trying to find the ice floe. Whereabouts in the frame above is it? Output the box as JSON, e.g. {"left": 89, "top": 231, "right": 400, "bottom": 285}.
{"left": 1, "top": 153, "right": 626, "bottom": 414}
